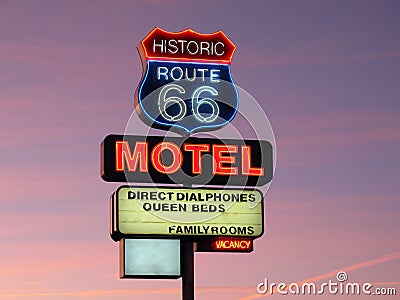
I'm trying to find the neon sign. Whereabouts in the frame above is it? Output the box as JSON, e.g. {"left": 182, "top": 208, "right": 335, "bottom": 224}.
{"left": 196, "top": 237, "right": 254, "bottom": 252}
{"left": 101, "top": 134, "right": 273, "bottom": 186}
{"left": 135, "top": 28, "right": 238, "bottom": 133}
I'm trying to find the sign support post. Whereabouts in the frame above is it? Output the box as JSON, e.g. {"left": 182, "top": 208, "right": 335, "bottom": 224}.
{"left": 181, "top": 179, "right": 194, "bottom": 300}
{"left": 181, "top": 240, "right": 195, "bottom": 300}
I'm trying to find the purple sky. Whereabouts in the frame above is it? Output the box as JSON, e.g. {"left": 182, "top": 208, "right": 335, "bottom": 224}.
{"left": 0, "top": 0, "right": 399, "bottom": 299}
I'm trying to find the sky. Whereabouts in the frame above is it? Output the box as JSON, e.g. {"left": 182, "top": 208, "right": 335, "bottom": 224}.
{"left": 0, "top": 0, "right": 399, "bottom": 299}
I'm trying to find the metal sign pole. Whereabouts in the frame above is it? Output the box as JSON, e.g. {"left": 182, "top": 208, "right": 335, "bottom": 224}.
{"left": 182, "top": 168, "right": 194, "bottom": 299}
{"left": 181, "top": 240, "right": 195, "bottom": 300}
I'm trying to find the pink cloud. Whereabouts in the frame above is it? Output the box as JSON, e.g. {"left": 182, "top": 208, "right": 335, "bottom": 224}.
{"left": 235, "top": 42, "right": 400, "bottom": 67}
{"left": 0, "top": 42, "right": 137, "bottom": 150}
{"left": 0, "top": 165, "right": 112, "bottom": 204}
{"left": 0, "top": 286, "right": 255, "bottom": 298}
{"left": 276, "top": 110, "right": 400, "bottom": 167}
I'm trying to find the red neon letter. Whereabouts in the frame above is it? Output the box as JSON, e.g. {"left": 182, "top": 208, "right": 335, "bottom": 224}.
{"left": 212, "top": 145, "right": 238, "bottom": 175}
{"left": 241, "top": 146, "right": 264, "bottom": 176}
{"left": 183, "top": 143, "right": 210, "bottom": 174}
{"left": 151, "top": 142, "right": 183, "bottom": 174}
{"left": 115, "top": 141, "right": 148, "bottom": 172}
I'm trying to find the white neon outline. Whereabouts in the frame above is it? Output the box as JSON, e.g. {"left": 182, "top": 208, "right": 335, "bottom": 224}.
{"left": 137, "top": 60, "right": 239, "bottom": 133}
{"left": 192, "top": 86, "right": 219, "bottom": 123}
{"left": 158, "top": 83, "right": 186, "bottom": 122}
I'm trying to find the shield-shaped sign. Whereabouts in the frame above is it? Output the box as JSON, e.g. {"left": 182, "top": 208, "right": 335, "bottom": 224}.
{"left": 134, "top": 28, "right": 238, "bottom": 134}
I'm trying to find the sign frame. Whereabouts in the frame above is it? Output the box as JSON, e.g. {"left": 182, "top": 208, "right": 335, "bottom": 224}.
{"left": 101, "top": 134, "right": 273, "bottom": 187}
{"left": 110, "top": 185, "right": 265, "bottom": 241}
{"left": 119, "top": 237, "right": 181, "bottom": 279}
{"left": 134, "top": 27, "right": 238, "bottom": 134}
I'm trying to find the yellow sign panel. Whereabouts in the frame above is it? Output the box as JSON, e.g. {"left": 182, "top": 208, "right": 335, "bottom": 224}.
{"left": 111, "top": 186, "right": 264, "bottom": 240}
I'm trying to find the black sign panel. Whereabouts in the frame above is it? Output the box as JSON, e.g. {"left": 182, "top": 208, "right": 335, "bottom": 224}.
{"left": 101, "top": 134, "right": 273, "bottom": 186}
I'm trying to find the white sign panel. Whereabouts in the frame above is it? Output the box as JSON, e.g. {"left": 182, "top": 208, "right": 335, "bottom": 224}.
{"left": 120, "top": 238, "right": 181, "bottom": 278}
{"left": 111, "top": 186, "right": 264, "bottom": 239}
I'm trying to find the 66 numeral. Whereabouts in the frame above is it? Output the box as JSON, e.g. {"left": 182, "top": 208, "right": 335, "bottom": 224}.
{"left": 158, "top": 84, "right": 219, "bottom": 123}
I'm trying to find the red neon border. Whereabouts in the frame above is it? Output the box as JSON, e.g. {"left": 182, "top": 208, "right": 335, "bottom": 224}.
{"left": 139, "top": 27, "right": 236, "bottom": 64}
